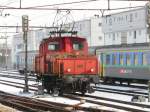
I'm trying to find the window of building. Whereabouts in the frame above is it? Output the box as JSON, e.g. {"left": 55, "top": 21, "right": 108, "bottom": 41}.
{"left": 99, "top": 36, "right": 102, "bottom": 40}
{"left": 130, "top": 13, "right": 133, "bottom": 22}
{"left": 114, "top": 17, "right": 116, "bottom": 22}
{"left": 80, "top": 24, "right": 82, "bottom": 30}
{"left": 98, "top": 23, "right": 102, "bottom": 27}
{"left": 129, "top": 31, "right": 132, "bottom": 36}
{"left": 106, "top": 18, "right": 107, "bottom": 24}
{"left": 117, "top": 32, "right": 119, "bottom": 37}
{"left": 135, "top": 12, "right": 137, "bottom": 18}
{"left": 126, "top": 15, "right": 128, "bottom": 21}
{"left": 134, "top": 31, "right": 136, "bottom": 39}
{"left": 17, "top": 44, "right": 23, "bottom": 49}
{"left": 139, "top": 30, "right": 141, "bottom": 35}
{"left": 109, "top": 34, "right": 111, "bottom": 38}
{"left": 113, "top": 33, "right": 115, "bottom": 41}
{"left": 109, "top": 18, "right": 112, "bottom": 25}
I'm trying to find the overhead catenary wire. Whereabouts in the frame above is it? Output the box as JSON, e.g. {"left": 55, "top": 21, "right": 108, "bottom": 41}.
{"left": 25, "top": 0, "right": 99, "bottom": 8}
{"left": 0, "top": 5, "right": 145, "bottom": 11}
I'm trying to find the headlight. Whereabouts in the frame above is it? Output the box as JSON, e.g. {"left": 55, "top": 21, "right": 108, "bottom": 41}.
{"left": 90, "top": 68, "right": 94, "bottom": 72}
{"left": 67, "top": 68, "right": 71, "bottom": 72}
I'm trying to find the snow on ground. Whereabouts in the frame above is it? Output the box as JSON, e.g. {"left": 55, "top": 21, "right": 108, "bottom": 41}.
{"left": 0, "top": 70, "right": 150, "bottom": 111}
{"left": 0, "top": 76, "right": 36, "bottom": 85}
{"left": 0, "top": 78, "right": 128, "bottom": 111}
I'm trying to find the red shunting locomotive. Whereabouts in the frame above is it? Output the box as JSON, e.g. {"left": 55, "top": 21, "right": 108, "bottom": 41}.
{"left": 35, "top": 31, "right": 99, "bottom": 95}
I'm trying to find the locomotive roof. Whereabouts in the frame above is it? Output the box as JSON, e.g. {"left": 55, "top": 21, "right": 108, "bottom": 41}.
{"left": 41, "top": 36, "right": 86, "bottom": 43}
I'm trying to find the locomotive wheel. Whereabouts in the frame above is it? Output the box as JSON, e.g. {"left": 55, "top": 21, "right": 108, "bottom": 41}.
{"left": 52, "top": 88, "right": 59, "bottom": 96}
{"left": 81, "top": 91, "right": 85, "bottom": 95}
{"left": 59, "top": 88, "right": 64, "bottom": 96}
{"left": 45, "top": 88, "right": 49, "bottom": 93}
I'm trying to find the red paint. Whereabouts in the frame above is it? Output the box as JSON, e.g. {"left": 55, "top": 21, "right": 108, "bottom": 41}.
{"left": 35, "top": 36, "right": 98, "bottom": 76}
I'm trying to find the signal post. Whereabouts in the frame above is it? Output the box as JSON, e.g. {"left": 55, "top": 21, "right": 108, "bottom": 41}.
{"left": 147, "top": 2, "right": 150, "bottom": 102}
{"left": 22, "top": 15, "right": 29, "bottom": 93}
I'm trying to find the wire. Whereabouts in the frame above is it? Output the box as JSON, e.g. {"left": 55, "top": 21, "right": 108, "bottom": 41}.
{"left": 26, "top": 0, "right": 99, "bottom": 8}
{"left": 0, "top": 5, "right": 144, "bottom": 11}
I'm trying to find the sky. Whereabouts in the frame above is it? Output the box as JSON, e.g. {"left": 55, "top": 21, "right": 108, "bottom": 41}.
{"left": 0, "top": 0, "right": 148, "bottom": 43}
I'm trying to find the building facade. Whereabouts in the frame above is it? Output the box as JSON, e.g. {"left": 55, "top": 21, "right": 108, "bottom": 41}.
{"left": 102, "top": 6, "right": 149, "bottom": 45}
{"left": 62, "top": 17, "right": 104, "bottom": 47}
{"left": 12, "top": 29, "right": 50, "bottom": 68}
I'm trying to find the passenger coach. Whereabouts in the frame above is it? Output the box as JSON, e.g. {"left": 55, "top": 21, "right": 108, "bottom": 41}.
{"left": 96, "top": 43, "right": 150, "bottom": 84}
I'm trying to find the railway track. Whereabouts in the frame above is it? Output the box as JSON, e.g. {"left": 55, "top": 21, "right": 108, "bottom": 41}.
{"left": 94, "top": 86, "right": 148, "bottom": 98}
{"left": 0, "top": 91, "right": 109, "bottom": 112}
{"left": 0, "top": 72, "right": 36, "bottom": 81}
{"left": 100, "top": 81, "right": 148, "bottom": 90}
{"left": 0, "top": 77, "right": 150, "bottom": 112}
{"left": 64, "top": 94, "right": 150, "bottom": 112}
{"left": 0, "top": 70, "right": 150, "bottom": 111}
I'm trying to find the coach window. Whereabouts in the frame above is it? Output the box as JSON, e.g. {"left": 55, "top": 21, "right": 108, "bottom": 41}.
{"left": 48, "top": 42, "right": 60, "bottom": 51}
{"left": 126, "top": 53, "right": 131, "bottom": 66}
{"left": 138, "top": 52, "right": 143, "bottom": 65}
{"left": 120, "top": 53, "right": 123, "bottom": 65}
{"left": 134, "top": 53, "right": 138, "bottom": 65}
{"left": 143, "top": 53, "right": 147, "bottom": 65}
{"left": 105, "top": 54, "right": 110, "bottom": 65}
{"left": 130, "top": 52, "right": 135, "bottom": 65}
{"left": 146, "top": 53, "right": 150, "bottom": 65}
{"left": 116, "top": 53, "right": 120, "bottom": 65}
{"left": 123, "top": 53, "right": 127, "bottom": 65}
{"left": 112, "top": 54, "right": 117, "bottom": 65}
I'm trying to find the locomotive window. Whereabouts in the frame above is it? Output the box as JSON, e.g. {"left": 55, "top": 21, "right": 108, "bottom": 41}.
{"left": 48, "top": 43, "right": 60, "bottom": 51}
{"left": 73, "top": 42, "right": 83, "bottom": 50}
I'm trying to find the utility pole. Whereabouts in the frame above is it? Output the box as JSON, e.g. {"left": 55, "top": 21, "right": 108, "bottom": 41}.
{"left": 22, "top": 15, "right": 29, "bottom": 93}
{"left": 146, "top": 2, "right": 150, "bottom": 102}
{"left": 20, "top": 0, "right": 22, "bottom": 8}
{"left": 5, "top": 36, "right": 7, "bottom": 70}
{"left": 108, "top": 0, "right": 110, "bottom": 10}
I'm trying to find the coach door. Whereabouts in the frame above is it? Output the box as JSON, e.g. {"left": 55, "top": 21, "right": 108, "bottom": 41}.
{"left": 121, "top": 32, "right": 127, "bottom": 44}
